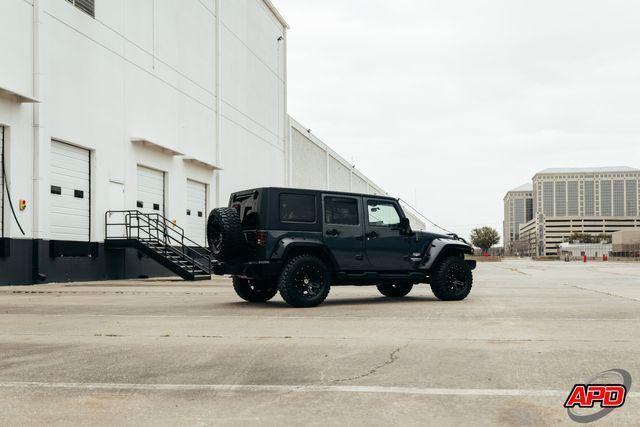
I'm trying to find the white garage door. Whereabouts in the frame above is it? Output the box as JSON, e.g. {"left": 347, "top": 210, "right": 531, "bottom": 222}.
{"left": 186, "top": 179, "right": 207, "bottom": 246}
{"left": 136, "top": 166, "right": 165, "bottom": 217}
{"left": 50, "top": 140, "right": 90, "bottom": 242}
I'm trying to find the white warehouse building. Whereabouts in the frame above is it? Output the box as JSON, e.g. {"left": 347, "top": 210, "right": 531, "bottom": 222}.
{"left": 0, "top": 0, "right": 423, "bottom": 284}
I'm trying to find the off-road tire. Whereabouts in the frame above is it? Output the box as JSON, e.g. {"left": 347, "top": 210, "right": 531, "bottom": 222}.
{"left": 377, "top": 283, "right": 413, "bottom": 298}
{"left": 278, "top": 255, "right": 331, "bottom": 308}
{"left": 232, "top": 276, "right": 278, "bottom": 303}
{"left": 207, "top": 207, "right": 245, "bottom": 261}
{"left": 430, "top": 256, "right": 473, "bottom": 301}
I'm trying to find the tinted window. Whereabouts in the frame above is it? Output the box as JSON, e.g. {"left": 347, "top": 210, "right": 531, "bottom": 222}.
{"left": 367, "top": 201, "right": 400, "bottom": 227}
{"left": 231, "top": 191, "right": 260, "bottom": 229}
{"left": 325, "top": 197, "right": 359, "bottom": 225}
{"left": 280, "top": 193, "right": 316, "bottom": 223}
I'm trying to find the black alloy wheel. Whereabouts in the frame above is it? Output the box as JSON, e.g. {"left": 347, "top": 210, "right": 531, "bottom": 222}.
{"left": 278, "top": 255, "right": 331, "bottom": 308}
{"left": 430, "top": 256, "right": 473, "bottom": 301}
{"left": 232, "top": 276, "right": 278, "bottom": 302}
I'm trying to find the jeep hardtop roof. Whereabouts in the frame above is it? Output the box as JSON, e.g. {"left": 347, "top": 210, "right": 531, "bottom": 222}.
{"left": 230, "top": 187, "right": 398, "bottom": 202}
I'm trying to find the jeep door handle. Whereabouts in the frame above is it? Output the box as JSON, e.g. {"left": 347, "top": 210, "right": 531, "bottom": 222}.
{"left": 366, "top": 231, "right": 378, "bottom": 239}
{"left": 326, "top": 229, "right": 340, "bottom": 236}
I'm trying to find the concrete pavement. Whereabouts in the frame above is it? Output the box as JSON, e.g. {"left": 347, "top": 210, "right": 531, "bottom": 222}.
{"left": 0, "top": 259, "right": 638, "bottom": 426}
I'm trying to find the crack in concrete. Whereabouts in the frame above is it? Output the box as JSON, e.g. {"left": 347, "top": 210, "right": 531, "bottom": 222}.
{"left": 333, "top": 344, "right": 407, "bottom": 383}
{"left": 566, "top": 284, "right": 640, "bottom": 303}
{"left": 499, "top": 267, "right": 530, "bottom": 276}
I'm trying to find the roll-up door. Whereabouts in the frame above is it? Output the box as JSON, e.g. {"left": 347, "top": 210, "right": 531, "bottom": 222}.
{"left": 186, "top": 179, "right": 207, "bottom": 246}
{"left": 50, "top": 140, "right": 91, "bottom": 241}
{"left": 136, "top": 166, "right": 165, "bottom": 217}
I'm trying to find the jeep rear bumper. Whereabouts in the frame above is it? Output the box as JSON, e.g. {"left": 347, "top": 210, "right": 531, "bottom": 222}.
{"left": 211, "top": 259, "right": 282, "bottom": 279}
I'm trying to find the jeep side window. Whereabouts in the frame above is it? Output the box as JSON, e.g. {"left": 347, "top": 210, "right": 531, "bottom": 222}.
{"left": 324, "top": 197, "right": 359, "bottom": 225}
{"left": 280, "top": 193, "right": 316, "bottom": 223}
{"left": 367, "top": 201, "right": 400, "bottom": 227}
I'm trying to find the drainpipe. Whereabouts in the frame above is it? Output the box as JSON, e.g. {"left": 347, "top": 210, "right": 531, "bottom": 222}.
{"left": 214, "top": 0, "right": 222, "bottom": 207}
{"left": 32, "top": 0, "right": 44, "bottom": 281}
{"left": 282, "top": 29, "right": 290, "bottom": 186}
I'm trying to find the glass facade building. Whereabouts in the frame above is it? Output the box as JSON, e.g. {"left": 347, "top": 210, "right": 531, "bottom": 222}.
{"left": 506, "top": 167, "right": 640, "bottom": 257}
{"left": 534, "top": 168, "right": 640, "bottom": 219}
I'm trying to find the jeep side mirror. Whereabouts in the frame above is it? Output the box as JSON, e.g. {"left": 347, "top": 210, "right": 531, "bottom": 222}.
{"left": 399, "top": 217, "right": 412, "bottom": 235}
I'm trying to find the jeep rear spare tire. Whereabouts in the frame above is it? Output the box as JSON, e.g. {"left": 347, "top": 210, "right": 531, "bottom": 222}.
{"left": 278, "top": 255, "right": 331, "bottom": 308}
{"left": 207, "top": 207, "right": 245, "bottom": 261}
{"left": 430, "top": 256, "right": 473, "bottom": 301}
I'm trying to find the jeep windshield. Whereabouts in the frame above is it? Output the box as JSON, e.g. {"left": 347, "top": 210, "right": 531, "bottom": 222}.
{"left": 230, "top": 190, "right": 261, "bottom": 229}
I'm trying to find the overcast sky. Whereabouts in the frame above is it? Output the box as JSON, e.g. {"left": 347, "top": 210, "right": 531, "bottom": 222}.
{"left": 272, "top": 0, "right": 640, "bottom": 240}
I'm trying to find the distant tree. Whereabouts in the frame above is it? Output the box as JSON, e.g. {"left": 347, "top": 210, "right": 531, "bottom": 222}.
{"left": 596, "top": 233, "right": 612, "bottom": 243}
{"left": 569, "top": 232, "right": 594, "bottom": 243}
{"left": 568, "top": 232, "right": 611, "bottom": 244}
{"left": 470, "top": 227, "right": 501, "bottom": 252}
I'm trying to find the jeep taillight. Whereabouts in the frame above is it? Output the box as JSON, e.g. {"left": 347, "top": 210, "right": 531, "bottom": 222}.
{"left": 256, "top": 231, "right": 267, "bottom": 246}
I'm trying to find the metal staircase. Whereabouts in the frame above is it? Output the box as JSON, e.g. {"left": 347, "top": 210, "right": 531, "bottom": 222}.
{"left": 105, "top": 210, "right": 212, "bottom": 281}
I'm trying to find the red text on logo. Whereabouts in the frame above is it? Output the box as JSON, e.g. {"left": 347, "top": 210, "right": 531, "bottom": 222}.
{"left": 564, "top": 385, "right": 627, "bottom": 408}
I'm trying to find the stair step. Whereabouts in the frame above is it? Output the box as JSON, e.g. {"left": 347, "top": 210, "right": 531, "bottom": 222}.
{"left": 108, "top": 211, "right": 213, "bottom": 281}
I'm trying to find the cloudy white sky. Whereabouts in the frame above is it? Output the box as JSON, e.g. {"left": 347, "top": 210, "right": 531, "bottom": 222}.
{"left": 272, "top": 0, "right": 640, "bottom": 240}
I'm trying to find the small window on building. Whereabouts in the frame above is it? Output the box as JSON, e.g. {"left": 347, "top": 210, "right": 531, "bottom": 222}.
{"left": 74, "top": 190, "right": 84, "bottom": 199}
{"left": 66, "top": 0, "right": 95, "bottom": 18}
{"left": 280, "top": 193, "right": 316, "bottom": 223}
{"left": 153, "top": 203, "right": 160, "bottom": 211}
{"left": 137, "top": 201, "right": 144, "bottom": 208}
{"left": 198, "top": 211, "right": 203, "bottom": 217}
{"left": 367, "top": 201, "right": 400, "bottom": 227}
{"left": 325, "top": 197, "right": 359, "bottom": 225}
{"left": 187, "top": 209, "right": 191, "bottom": 216}
{"left": 51, "top": 186, "right": 62, "bottom": 195}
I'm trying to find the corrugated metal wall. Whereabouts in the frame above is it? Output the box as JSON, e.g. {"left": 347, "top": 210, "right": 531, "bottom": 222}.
{"left": 289, "top": 118, "right": 425, "bottom": 230}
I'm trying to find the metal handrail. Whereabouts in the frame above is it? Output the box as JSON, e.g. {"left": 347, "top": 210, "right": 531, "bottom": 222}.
{"left": 105, "top": 210, "right": 212, "bottom": 275}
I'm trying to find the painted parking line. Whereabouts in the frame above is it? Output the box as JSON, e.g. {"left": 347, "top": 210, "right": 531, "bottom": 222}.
{"left": 1, "top": 381, "right": 638, "bottom": 398}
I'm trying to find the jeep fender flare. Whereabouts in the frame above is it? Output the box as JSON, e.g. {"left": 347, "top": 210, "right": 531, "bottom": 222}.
{"left": 271, "top": 237, "right": 340, "bottom": 272}
{"left": 421, "top": 239, "right": 472, "bottom": 270}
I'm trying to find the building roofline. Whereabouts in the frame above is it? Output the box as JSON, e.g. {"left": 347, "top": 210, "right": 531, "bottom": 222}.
{"left": 262, "top": 0, "right": 290, "bottom": 29}
{"left": 533, "top": 166, "right": 640, "bottom": 176}
{"left": 505, "top": 182, "right": 533, "bottom": 194}
{"left": 289, "top": 116, "right": 387, "bottom": 195}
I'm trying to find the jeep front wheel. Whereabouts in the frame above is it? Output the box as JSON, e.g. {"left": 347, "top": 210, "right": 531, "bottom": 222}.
{"left": 278, "top": 255, "right": 331, "bottom": 308}
{"left": 430, "top": 256, "right": 473, "bottom": 301}
{"left": 233, "top": 277, "right": 278, "bottom": 303}
{"left": 377, "top": 283, "right": 413, "bottom": 298}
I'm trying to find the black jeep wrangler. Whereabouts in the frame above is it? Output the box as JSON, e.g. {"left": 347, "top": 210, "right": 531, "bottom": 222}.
{"left": 207, "top": 187, "right": 475, "bottom": 307}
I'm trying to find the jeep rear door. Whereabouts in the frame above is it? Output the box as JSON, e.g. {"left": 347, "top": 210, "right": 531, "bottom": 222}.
{"left": 322, "top": 195, "right": 366, "bottom": 270}
{"left": 363, "top": 198, "right": 412, "bottom": 271}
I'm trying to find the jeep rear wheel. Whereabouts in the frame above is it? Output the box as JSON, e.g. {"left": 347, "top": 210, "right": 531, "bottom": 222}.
{"left": 207, "top": 207, "right": 245, "bottom": 261}
{"left": 278, "top": 255, "right": 331, "bottom": 308}
{"left": 377, "top": 283, "right": 413, "bottom": 298}
{"left": 232, "top": 277, "right": 278, "bottom": 303}
{"left": 430, "top": 256, "right": 473, "bottom": 301}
